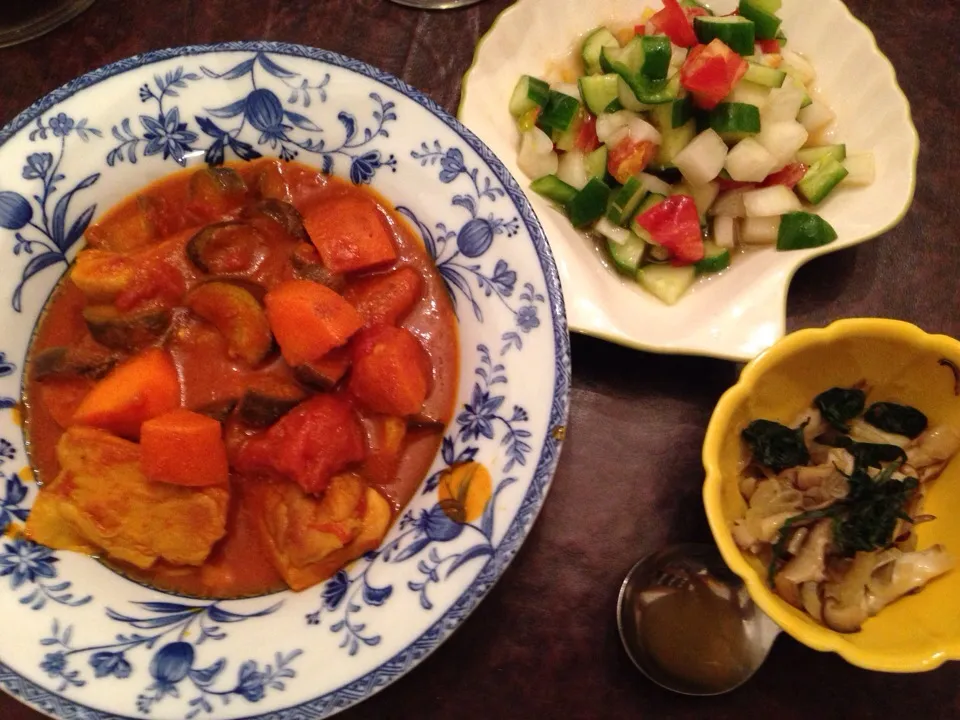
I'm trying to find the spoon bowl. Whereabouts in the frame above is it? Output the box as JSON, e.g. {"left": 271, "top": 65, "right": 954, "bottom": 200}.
{"left": 616, "top": 544, "right": 781, "bottom": 696}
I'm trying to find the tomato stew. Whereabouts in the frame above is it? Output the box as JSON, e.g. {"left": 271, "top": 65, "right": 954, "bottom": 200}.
{"left": 23, "top": 159, "right": 458, "bottom": 598}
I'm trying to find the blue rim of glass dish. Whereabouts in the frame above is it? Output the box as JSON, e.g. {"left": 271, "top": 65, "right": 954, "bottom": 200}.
{"left": 0, "top": 40, "right": 572, "bottom": 720}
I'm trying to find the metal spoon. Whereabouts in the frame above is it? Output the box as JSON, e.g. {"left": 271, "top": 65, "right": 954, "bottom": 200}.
{"left": 616, "top": 543, "right": 782, "bottom": 696}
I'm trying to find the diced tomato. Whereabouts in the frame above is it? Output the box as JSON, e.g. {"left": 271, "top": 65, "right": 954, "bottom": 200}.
{"left": 761, "top": 163, "right": 807, "bottom": 189}
{"left": 607, "top": 138, "right": 658, "bottom": 185}
{"left": 680, "top": 40, "right": 749, "bottom": 110}
{"left": 575, "top": 114, "right": 600, "bottom": 152}
{"left": 349, "top": 326, "right": 431, "bottom": 417}
{"left": 634, "top": 23, "right": 647, "bottom": 35}
{"left": 758, "top": 38, "right": 781, "bottom": 54}
{"left": 684, "top": 5, "right": 709, "bottom": 19}
{"left": 649, "top": 0, "right": 698, "bottom": 47}
{"left": 236, "top": 394, "right": 365, "bottom": 495}
{"left": 635, "top": 195, "right": 704, "bottom": 265}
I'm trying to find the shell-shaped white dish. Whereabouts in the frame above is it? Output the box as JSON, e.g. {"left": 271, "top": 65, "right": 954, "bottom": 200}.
{"left": 460, "top": 0, "right": 918, "bottom": 361}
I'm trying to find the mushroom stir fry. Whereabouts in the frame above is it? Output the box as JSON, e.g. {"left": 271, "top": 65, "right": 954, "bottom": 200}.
{"left": 733, "top": 385, "right": 959, "bottom": 632}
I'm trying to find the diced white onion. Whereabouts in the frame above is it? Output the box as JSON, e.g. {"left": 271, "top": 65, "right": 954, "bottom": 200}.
{"left": 756, "top": 121, "right": 809, "bottom": 170}
{"left": 674, "top": 129, "right": 728, "bottom": 186}
{"left": 595, "top": 111, "right": 632, "bottom": 144}
{"left": 781, "top": 50, "right": 816, "bottom": 85}
{"left": 710, "top": 189, "right": 748, "bottom": 218}
{"left": 743, "top": 185, "right": 802, "bottom": 218}
{"left": 761, "top": 84, "right": 805, "bottom": 124}
{"left": 595, "top": 217, "right": 633, "bottom": 245}
{"left": 741, "top": 216, "right": 782, "bottom": 245}
{"left": 627, "top": 115, "right": 662, "bottom": 145}
{"left": 714, "top": 216, "right": 738, "bottom": 249}
{"left": 670, "top": 46, "right": 688, "bottom": 69}
{"left": 638, "top": 172, "right": 673, "bottom": 196}
{"left": 725, "top": 138, "right": 778, "bottom": 182}
{"left": 689, "top": 181, "right": 720, "bottom": 219}
{"left": 551, "top": 82, "right": 582, "bottom": 100}
{"left": 518, "top": 128, "right": 558, "bottom": 180}
{"left": 841, "top": 153, "right": 876, "bottom": 187}
{"left": 798, "top": 101, "right": 837, "bottom": 135}
{"left": 557, "top": 150, "right": 589, "bottom": 190}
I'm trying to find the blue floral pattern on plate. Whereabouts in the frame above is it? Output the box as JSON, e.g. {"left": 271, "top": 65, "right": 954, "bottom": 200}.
{"left": 0, "top": 42, "right": 569, "bottom": 720}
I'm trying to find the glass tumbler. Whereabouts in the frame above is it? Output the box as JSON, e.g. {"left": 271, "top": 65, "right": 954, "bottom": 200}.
{"left": 0, "top": 0, "right": 96, "bottom": 48}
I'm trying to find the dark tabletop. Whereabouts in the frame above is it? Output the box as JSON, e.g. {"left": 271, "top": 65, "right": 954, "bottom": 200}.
{"left": 2, "top": 0, "right": 960, "bottom": 718}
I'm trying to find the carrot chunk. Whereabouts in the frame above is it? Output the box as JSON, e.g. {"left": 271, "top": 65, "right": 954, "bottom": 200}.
{"left": 236, "top": 394, "right": 366, "bottom": 494}
{"left": 302, "top": 196, "right": 397, "bottom": 273}
{"left": 72, "top": 348, "right": 181, "bottom": 439}
{"left": 141, "top": 409, "right": 229, "bottom": 487}
{"left": 349, "top": 326, "right": 431, "bottom": 416}
{"left": 343, "top": 267, "right": 423, "bottom": 327}
{"left": 264, "top": 279, "right": 362, "bottom": 366}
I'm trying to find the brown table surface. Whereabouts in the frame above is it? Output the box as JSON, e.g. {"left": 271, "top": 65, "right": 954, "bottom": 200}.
{"left": 2, "top": 0, "right": 959, "bottom": 718}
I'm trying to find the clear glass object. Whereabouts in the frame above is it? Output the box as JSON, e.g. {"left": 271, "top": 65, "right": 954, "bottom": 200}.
{"left": 0, "top": 0, "right": 95, "bottom": 48}
{"left": 388, "top": 0, "right": 486, "bottom": 8}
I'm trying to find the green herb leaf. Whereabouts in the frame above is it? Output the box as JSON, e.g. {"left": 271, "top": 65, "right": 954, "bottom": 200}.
{"left": 813, "top": 433, "right": 907, "bottom": 473}
{"left": 814, "top": 386, "right": 866, "bottom": 432}
{"left": 767, "top": 459, "right": 918, "bottom": 585}
{"left": 742, "top": 419, "right": 809, "bottom": 472}
{"left": 863, "top": 402, "right": 928, "bottom": 439}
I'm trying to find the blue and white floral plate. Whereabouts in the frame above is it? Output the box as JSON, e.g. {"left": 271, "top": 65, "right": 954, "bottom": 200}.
{"left": 0, "top": 42, "right": 570, "bottom": 719}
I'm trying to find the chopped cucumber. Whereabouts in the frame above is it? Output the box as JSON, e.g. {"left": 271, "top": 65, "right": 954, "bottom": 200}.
{"left": 841, "top": 153, "right": 875, "bottom": 187}
{"left": 693, "top": 16, "right": 757, "bottom": 56}
{"left": 538, "top": 91, "right": 582, "bottom": 133}
{"left": 738, "top": 0, "right": 782, "bottom": 40}
{"left": 584, "top": 145, "right": 609, "bottom": 180}
{"left": 581, "top": 27, "right": 620, "bottom": 76}
{"left": 656, "top": 119, "right": 696, "bottom": 167}
{"left": 680, "top": 0, "right": 714, "bottom": 13}
{"left": 530, "top": 175, "right": 578, "bottom": 205}
{"left": 605, "top": 98, "right": 625, "bottom": 113}
{"left": 777, "top": 211, "right": 837, "bottom": 250}
{"left": 751, "top": 0, "right": 781, "bottom": 12}
{"left": 743, "top": 62, "right": 786, "bottom": 88}
{"left": 600, "top": 36, "right": 645, "bottom": 75}
{"left": 640, "top": 36, "right": 672, "bottom": 80}
{"left": 608, "top": 234, "right": 647, "bottom": 274}
{"left": 617, "top": 76, "right": 651, "bottom": 112}
{"left": 509, "top": 76, "right": 551, "bottom": 118}
{"left": 552, "top": 113, "right": 582, "bottom": 152}
{"left": 652, "top": 97, "right": 694, "bottom": 131}
{"left": 603, "top": 43, "right": 677, "bottom": 105}
{"left": 596, "top": 216, "right": 633, "bottom": 245}
{"left": 637, "top": 264, "right": 697, "bottom": 305}
{"left": 566, "top": 177, "right": 611, "bottom": 227}
{"left": 796, "top": 144, "right": 846, "bottom": 166}
{"left": 606, "top": 176, "right": 648, "bottom": 226}
{"left": 695, "top": 241, "right": 731, "bottom": 274}
{"left": 708, "top": 103, "right": 762, "bottom": 143}
{"left": 742, "top": 216, "right": 781, "bottom": 245}
{"left": 579, "top": 74, "right": 620, "bottom": 115}
{"left": 795, "top": 155, "right": 848, "bottom": 204}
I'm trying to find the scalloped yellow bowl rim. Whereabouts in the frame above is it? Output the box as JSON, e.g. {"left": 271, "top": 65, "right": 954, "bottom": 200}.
{"left": 703, "top": 318, "right": 960, "bottom": 673}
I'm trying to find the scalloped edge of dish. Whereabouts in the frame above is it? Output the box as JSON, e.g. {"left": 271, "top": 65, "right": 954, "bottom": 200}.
{"left": 702, "top": 318, "right": 960, "bottom": 673}
{"left": 459, "top": 0, "right": 920, "bottom": 362}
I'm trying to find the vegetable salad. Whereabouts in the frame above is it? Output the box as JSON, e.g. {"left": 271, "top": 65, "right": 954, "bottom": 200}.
{"left": 510, "top": 0, "right": 875, "bottom": 305}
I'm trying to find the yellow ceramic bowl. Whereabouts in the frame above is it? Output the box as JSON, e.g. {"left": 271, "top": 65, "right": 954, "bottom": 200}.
{"left": 703, "top": 318, "right": 960, "bottom": 672}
